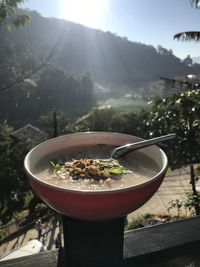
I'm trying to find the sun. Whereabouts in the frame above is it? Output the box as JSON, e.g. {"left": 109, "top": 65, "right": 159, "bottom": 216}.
{"left": 59, "top": 0, "right": 108, "bottom": 28}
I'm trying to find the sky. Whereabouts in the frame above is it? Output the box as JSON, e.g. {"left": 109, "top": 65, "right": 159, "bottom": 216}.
{"left": 21, "top": 0, "right": 200, "bottom": 60}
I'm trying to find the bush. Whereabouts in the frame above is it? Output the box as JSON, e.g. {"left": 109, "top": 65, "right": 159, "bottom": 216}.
{"left": 125, "top": 215, "right": 148, "bottom": 231}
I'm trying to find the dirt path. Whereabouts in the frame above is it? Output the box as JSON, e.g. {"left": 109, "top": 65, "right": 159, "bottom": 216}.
{"left": 128, "top": 167, "right": 192, "bottom": 220}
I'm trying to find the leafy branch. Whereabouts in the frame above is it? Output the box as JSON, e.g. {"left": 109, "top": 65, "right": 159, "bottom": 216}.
{"left": 0, "top": 43, "right": 57, "bottom": 93}
{"left": 0, "top": 0, "right": 31, "bottom": 30}
{"left": 190, "top": 0, "right": 200, "bottom": 8}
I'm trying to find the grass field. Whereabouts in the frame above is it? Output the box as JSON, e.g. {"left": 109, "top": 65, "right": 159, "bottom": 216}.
{"left": 98, "top": 95, "right": 149, "bottom": 112}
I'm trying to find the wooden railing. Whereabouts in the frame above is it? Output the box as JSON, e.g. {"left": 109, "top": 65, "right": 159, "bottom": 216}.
{"left": 1, "top": 215, "right": 200, "bottom": 267}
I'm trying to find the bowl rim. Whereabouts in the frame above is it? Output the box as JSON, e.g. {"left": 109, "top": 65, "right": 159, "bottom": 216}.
{"left": 24, "top": 132, "right": 168, "bottom": 195}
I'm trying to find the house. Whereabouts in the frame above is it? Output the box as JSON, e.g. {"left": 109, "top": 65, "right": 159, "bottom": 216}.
{"left": 11, "top": 124, "right": 46, "bottom": 147}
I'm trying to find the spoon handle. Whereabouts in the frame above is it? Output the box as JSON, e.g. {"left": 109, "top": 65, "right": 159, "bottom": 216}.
{"left": 111, "top": 133, "right": 176, "bottom": 159}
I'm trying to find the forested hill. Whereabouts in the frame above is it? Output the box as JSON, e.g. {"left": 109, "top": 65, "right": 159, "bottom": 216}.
{"left": 1, "top": 10, "right": 200, "bottom": 89}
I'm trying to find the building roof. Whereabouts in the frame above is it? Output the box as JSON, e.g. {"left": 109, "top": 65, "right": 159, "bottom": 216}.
{"left": 11, "top": 124, "right": 46, "bottom": 146}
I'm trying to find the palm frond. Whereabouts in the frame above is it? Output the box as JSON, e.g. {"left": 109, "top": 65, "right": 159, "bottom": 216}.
{"left": 190, "top": 0, "right": 200, "bottom": 8}
{"left": 174, "top": 31, "right": 200, "bottom": 41}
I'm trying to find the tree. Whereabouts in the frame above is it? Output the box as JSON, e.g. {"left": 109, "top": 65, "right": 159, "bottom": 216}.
{"left": 157, "top": 45, "right": 173, "bottom": 56}
{"left": 80, "top": 73, "right": 95, "bottom": 110}
{"left": 182, "top": 55, "right": 193, "bottom": 66}
{"left": 74, "top": 106, "right": 149, "bottom": 139}
{"left": 36, "top": 68, "right": 95, "bottom": 117}
{"left": 74, "top": 107, "right": 116, "bottom": 132}
{"left": 0, "top": 3, "right": 58, "bottom": 95}
{"left": 0, "top": 0, "right": 30, "bottom": 30}
{"left": 38, "top": 109, "right": 72, "bottom": 138}
{"left": 146, "top": 89, "right": 200, "bottom": 215}
{"left": 165, "top": 0, "right": 200, "bottom": 215}
{"left": 0, "top": 123, "right": 32, "bottom": 223}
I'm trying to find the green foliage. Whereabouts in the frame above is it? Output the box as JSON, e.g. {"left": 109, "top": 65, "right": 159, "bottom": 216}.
{"left": 125, "top": 214, "right": 170, "bottom": 231}
{"left": 146, "top": 89, "right": 200, "bottom": 215}
{"left": 35, "top": 69, "right": 95, "bottom": 118}
{"left": 0, "top": 64, "right": 95, "bottom": 125}
{"left": 0, "top": 35, "right": 39, "bottom": 126}
{"left": 75, "top": 107, "right": 116, "bottom": 132}
{"left": 110, "top": 109, "right": 149, "bottom": 138}
{"left": 38, "top": 109, "right": 72, "bottom": 138}
{"left": 184, "top": 190, "right": 200, "bottom": 216}
{"left": 146, "top": 89, "right": 200, "bottom": 166}
{"left": 0, "top": 123, "right": 32, "bottom": 224}
{"left": 0, "top": 0, "right": 30, "bottom": 30}
{"left": 50, "top": 161, "right": 61, "bottom": 172}
{"left": 74, "top": 106, "right": 149, "bottom": 138}
{"left": 168, "top": 186, "right": 200, "bottom": 217}
{"left": 168, "top": 199, "right": 183, "bottom": 217}
{"left": 125, "top": 215, "right": 147, "bottom": 231}
{"left": 75, "top": 89, "right": 200, "bottom": 217}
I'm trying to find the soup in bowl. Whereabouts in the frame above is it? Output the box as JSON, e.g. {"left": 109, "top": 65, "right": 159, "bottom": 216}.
{"left": 24, "top": 132, "right": 168, "bottom": 221}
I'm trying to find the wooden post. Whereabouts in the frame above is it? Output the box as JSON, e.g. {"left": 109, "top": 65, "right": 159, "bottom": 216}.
{"left": 53, "top": 109, "right": 58, "bottom": 138}
{"left": 62, "top": 216, "right": 125, "bottom": 267}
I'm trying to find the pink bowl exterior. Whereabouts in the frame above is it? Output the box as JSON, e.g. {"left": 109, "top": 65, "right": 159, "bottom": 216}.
{"left": 24, "top": 132, "right": 168, "bottom": 221}
{"left": 26, "top": 170, "right": 166, "bottom": 221}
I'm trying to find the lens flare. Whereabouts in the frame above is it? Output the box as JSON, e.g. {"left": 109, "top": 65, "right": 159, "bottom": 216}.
{"left": 59, "top": 0, "right": 109, "bottom": 28}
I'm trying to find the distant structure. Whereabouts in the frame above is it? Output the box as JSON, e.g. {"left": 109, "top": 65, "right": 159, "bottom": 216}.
{"left": 160, "top": 74, "right": 200, "bottom": 92}
{"left": 11, "top": 124, "right": 46, "bottom": 147}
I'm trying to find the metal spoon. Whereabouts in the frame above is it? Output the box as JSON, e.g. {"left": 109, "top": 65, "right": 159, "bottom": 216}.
{"left": 111, "top": 133, "right": 176, "bottom": 159}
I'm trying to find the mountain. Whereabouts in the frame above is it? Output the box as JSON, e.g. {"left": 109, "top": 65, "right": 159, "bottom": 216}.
{"left": 1, "top": 10, "right": 200, "bottom": 91}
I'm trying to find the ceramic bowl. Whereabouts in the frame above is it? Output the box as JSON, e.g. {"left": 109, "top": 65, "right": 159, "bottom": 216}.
{"left": 24, "top": 132, "right": 168, "bottom": 221}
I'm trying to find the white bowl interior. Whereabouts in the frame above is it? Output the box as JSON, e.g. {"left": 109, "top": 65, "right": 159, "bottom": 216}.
{"left": 25, "top": 132, "right": 167, "bottom": 191}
